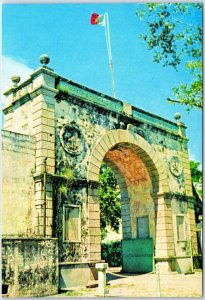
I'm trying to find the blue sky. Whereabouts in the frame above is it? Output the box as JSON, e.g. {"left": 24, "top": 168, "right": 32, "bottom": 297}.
{"left": 2, "top": 3, "right": 202, "bottom": 163}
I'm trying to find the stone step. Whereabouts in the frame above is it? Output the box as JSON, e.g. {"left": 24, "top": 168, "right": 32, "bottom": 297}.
{"left": 86, "top": 280, "right": 98, "bottom": 288}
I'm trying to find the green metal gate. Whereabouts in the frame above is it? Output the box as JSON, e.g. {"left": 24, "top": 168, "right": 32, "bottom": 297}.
{"left": 122, "top": 239, "right": 153, "bottom": 273}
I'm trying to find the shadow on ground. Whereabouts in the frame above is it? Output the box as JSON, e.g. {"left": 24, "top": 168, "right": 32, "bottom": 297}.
{"left": 106, "top": 268, "right": 152, "bottom": 283}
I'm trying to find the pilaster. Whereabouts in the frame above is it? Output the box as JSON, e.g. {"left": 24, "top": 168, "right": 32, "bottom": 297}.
{"left": 31, "top": 65, "right": 58, "bottom": 237}
{"left": 87, "top": 180, "right": 101, "bottom": 262}
{"left": 174, "top": 113, "right": 193, "bottom": 197}
{"left": 187, "top": 199, "right": 198, "bottom": 255}
{"left": 33, "top": 173, "right": 54, "bottom": 237}
{"left": 181, "top": 149, "right": 193, "bottom": 197}
{"left": 155, "top": 193, "right": 175, "bottom": 259}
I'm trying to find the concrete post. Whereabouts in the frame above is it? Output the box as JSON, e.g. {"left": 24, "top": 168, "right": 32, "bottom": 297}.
{"left": 155, "top": 263, "right": 161, "bottom": 297}
{"left": 95, "top": 263, "right": 108, "bottom": 296}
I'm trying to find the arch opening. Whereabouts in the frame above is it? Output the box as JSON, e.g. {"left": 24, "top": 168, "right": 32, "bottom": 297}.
{"left": 88, "top": 137, "right": 163, "bottom": 272}
{"left": 87, "top": 130, "right": 171, "bottom": 273}
{"left": 87, "top": 129, "right": 169, "bottom": 195}
{"left": 104, "top": 144, "right": 157, "bottom": 241}
{"left": 103, "top": 144, "right": 157, "bottom": 272}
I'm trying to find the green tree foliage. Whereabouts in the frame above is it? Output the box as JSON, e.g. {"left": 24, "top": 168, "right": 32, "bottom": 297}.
{"left": 190, "top": 160, "right": 202, "bottom": 199}
{"left": 136, "top": 3, "right": 202, "bottom": 111}
{"left": 101, "top": 241, "right": 121, "bottom": 267}
{"left": 99, "top": 163, "right": 121, "bottom": 239}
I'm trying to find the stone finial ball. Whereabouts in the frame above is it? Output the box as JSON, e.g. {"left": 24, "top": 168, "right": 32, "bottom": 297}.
{"left": 11, "top": 75, "right": 21, "bottom": 85}
{"left": 39, "top": 54, "right": 50, "bottom": 66}
{"left": 174, "top": 112, "right": 181, "bottom": 121}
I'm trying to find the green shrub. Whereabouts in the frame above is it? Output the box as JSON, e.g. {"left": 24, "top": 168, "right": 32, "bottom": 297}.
{"left": 101, "top": 240, "right": 122, "bottom": 267}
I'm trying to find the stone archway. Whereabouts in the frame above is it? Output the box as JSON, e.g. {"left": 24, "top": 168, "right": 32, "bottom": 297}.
{"left": 2, "top": 58, "right": 199, "bottom": 295}
{"left": 87, "top": 127, "right": 169, "bottom": 192}
{"left": 87, "top": 128, "right": 175, "bottom": 272}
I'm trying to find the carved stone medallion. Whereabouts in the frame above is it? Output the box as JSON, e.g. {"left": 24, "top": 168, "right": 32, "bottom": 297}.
{"left": 60, "top": 123, "right": 84, "bottom": 155}
{"left": 169, "top": 156, "right": 183, "bottom": 177}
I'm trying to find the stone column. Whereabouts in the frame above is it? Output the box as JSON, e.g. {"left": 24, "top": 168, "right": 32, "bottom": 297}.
{"left": 187, "top": 199, "right": 198, "bottom": 255}
{"left": 182, "top": 147, "right": 193, "bottom": 197}
{"left": 175, "top": 114, "right": 198, "bottom": 261}
{"left": 155, "top": 193, "right": 175, "bottom": 272}
{"left": 174, "top": 114, "right": 193, "bottom": 198}
{"left": 87, "top": 181, "right": 101, "bottom": 262}
{"left": 30, "top": 61, "right": 58, "bottom": 237}
{"left": 34, "top": 174, "right": 54, "bottom": 237}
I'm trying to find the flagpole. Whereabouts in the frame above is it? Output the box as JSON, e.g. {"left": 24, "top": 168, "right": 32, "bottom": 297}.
{"left": 104, "top": 13, "right": 116, "bottom": 98}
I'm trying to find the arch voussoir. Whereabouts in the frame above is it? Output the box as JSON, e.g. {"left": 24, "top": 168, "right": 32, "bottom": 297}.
{"left": 102, "top": 135, "right": 112, "bottom": 150}
{"left": 106, "top": 131, "right": 117, "bottom": 146}
{"left": 90, "top": 155, "right": 102, "bottom": 168}
{"left": 112, "top": 129, "right": 122, "bottom": 144}
{"left": 87, "top": 129, "right": 170, "bottom": 194}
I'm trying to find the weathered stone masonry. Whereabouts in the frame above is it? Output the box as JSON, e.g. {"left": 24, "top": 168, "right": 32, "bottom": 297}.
{"left": 2, "top": 57, "right": 199, "bottom": 296}
{"left": 2, "top": 238, "right": 58, "bottom": 297}
{"left": 2, "top": 130, "right": 36, "bottom": 236}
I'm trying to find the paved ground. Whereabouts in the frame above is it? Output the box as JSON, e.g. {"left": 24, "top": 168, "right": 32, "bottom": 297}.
{"left": 48, "top": 268, "right": 202, "bottom": 298}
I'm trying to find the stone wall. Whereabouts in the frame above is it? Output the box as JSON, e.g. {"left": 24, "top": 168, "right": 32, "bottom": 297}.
{"left": 4, "top": 100, "right": 34, "bottom": 135}
{"left": 2, "top": 130, "right": 36, "bottom": 236}
{"left": 55, "top": 94, "right": 179, "bottom": 179}
{"left": 2, "top": 63, "right": 198, "bottom": 280}
{"left": 55, "top": 184, "right": 89, "bottom": 262}
{"left": 54, "top": 97, "right": 120, "bottom": 262}
{"left": 54, "top": 90, "right": 194, "bottom": 265}
{"left": 55, "top": 96, "right": 119, "bottom": 179}
{"left": 2, "top": 238, "right": 58, "bottom": 297}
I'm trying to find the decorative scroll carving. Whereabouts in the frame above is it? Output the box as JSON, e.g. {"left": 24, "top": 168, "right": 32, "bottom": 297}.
{"left": 169, "top": 156, "right": 183, "bottom": 177}
{"left": 60, "top": 122, "right": 84, "bottom": 156}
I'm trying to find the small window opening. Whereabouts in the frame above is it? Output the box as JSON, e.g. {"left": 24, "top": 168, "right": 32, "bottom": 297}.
{"left": 137, "top": 216, "right": 150, "bottom": 239}
{"left": 63, "top": 205, "right": 81, "bottom": 242}
{"left": 2, "top": 284, "right": 9, "bottom": 295}
{"left": 176, "top": 215, "right": 186, "bottom": 241}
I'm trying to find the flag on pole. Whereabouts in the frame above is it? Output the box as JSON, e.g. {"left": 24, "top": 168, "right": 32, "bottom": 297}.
{"left": 90, "top": 12, "right": 116, "bottom": 98}
{"left": 90, "top": 13, "right": 105, "bottom": 26}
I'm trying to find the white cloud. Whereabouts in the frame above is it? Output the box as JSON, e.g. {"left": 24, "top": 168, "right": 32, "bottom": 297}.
{"left": 188, "top": 148, "right": 202, "bottom": 169}
{"left": 1, "top": 56, "right": 33, "bottom": 103}
{"left": 188, "top": 149, "right": 197, "bottom": 162}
